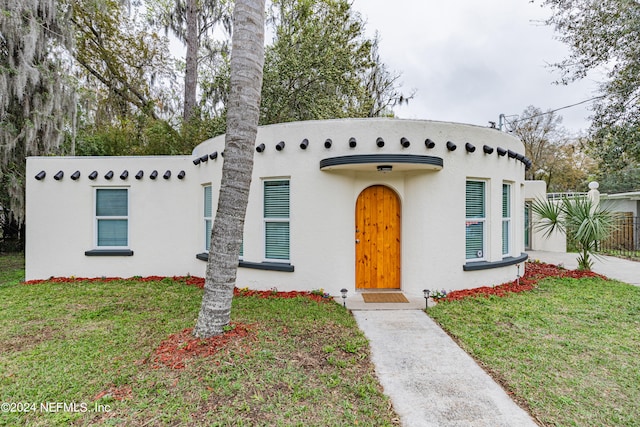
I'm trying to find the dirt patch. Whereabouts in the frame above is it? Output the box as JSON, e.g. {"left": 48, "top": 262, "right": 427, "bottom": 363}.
{"left": 0, "top": 325, "right": 61, "bottom": 353}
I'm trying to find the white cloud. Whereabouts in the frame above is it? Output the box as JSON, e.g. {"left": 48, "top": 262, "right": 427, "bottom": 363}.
{"left": 352, "top": 0, "right": 601, "bottom": 133}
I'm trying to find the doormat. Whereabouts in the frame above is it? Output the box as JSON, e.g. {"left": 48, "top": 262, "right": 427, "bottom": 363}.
{"left": 361, "top": 293, "right": 409, "bottom": 303}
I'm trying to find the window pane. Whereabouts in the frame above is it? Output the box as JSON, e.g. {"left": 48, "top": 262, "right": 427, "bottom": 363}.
{"left": 466, "top": 181, "right": 485, "bottom": 218}
{"left": 502, "top": 219, "right": 510, "bottom": 255}
{"left": 204, "top": 186, "right": 212, "bottom": 217}
{"left": 502, "top": 184, "right": 511, "bottom": 217}
{"left": 97, "top": 219, "right": 128, "bottom": 246}
{"left": 96, "top": 189, "right": 128, "bottom": 216}
{"left": 265, "top": 222, "right": 289, "bottom": 259}
{"left": 524, "top": 202, "right": 531, "bottom": 249}
{"left": 205, "top": 219, "right": 212, "bottom": 251}
{"left": 465, "top": 222, "right": 484, "bottom": 259}
{"left": 264, "top": 181, "right": 290, "bottom": 218}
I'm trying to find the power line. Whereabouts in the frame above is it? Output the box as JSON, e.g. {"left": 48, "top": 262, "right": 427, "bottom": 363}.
{"left": 498, "top": 95, "right": 605, "bottom": 130}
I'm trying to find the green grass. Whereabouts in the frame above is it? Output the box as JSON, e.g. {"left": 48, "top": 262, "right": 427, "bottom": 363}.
{"left": 0, "top": 254, "right": 395, "bottom": 426}
{"left": 429, "top": 277, "right": 640, "bottom": 427}
{"left": 0, "top": 252, "right": 24, "bottom": 285}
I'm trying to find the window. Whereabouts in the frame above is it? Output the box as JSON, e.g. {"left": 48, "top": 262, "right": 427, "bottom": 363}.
{"left": 465, "top": 180, "right": 485, "bottom": 260}
{"left": 502, "top": 183, "right": 512, "bottom": 256}
{"left": 204, "top": 185, "right": 243, "bottom": 256}
{"left": 524, "top": 201, "right": 532, "bottom": 250}
{"left": 264, "top": 180, "right": 290, "bottom": 261}
{"left": 204, "top": 185, "right": 212, "bottom": 251}
{"left": 96, "top": 188, "right": 128, "bottom": 247}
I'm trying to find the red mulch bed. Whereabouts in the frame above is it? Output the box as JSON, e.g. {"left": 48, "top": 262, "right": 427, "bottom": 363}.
{"left": 23, "top": 275, "right": 329, "bottom": 303}
{"left": 442, "top": 262, "right": 607, "bottom": 302}
{"left": 145, "top": 323, "right": 256, "bottom": 370}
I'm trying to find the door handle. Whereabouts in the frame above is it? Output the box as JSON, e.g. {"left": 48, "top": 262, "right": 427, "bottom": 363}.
{"left": 355, "top": 239, "right": 360, "bottom": 243}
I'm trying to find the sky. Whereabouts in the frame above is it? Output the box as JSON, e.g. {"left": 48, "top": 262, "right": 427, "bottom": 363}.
{"left": 350, "top": 0, "right": 602, "bottom": 134}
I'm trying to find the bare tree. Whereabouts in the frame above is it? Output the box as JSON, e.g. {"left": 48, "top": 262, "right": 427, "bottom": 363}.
{"left": 509, "top": 105, "right": 565, "bottom": 182}
{"left": 193, "top": 0, "right": 265, "bottom": 338}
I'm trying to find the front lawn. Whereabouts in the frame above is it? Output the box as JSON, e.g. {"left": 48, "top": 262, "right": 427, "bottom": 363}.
{"left": 429, "top": 275, "right": 640, "bottom": 427}
{"left": 0, "top": 254, "right": 396, "bottom": 426}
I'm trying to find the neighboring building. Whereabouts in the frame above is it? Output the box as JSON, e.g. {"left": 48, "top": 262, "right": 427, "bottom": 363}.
{"left": 602, "top": 191, "right": 640, "bottom": 217}
{"left": 26, "top": 118, "right": 531, "bottom": 296}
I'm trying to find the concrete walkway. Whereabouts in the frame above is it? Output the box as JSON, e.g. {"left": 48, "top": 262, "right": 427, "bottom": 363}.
{"left": 354, "top": 310, "right": 538, "bottom": 427}
{"left": 527, "top": 250, "right": 640, "bottom": 285}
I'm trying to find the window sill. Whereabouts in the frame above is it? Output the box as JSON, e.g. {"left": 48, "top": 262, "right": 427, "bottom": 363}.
{"left": 196, "top": 253, "right": 294, "bottom": 272}
{"left": 463, "top": 253, "right": 528, "bottom": 271}
{"left": 85, "top": 249, "right": 134, "bottom": 256}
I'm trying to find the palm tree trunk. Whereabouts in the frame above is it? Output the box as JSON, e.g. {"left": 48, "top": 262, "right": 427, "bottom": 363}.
{"left": 183, "top": 0, "right": 199, "bottom": 122}
{"left": 193, "top": 0, "right": 265, "bottom": 338}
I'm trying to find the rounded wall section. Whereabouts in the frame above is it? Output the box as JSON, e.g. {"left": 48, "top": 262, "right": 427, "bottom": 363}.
{"left": 193, "top": 118, "right": 526, "bottom": 296}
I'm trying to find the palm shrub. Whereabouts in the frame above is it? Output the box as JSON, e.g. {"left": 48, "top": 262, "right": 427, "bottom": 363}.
{"left": 531, "top": 196, "right": 616, "bottom": 270}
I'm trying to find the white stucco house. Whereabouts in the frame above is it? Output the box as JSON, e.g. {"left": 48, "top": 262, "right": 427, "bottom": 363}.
{"left": 26, "top": 118, "right": 533, "bottom": 296}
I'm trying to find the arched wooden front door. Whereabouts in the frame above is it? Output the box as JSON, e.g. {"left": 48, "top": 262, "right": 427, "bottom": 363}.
{"left": 355, "top": 185, "right": 401, "bottom": 289}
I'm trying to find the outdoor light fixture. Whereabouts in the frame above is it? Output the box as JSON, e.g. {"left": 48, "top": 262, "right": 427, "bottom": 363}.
{"left": 210, "top": 151, "right": 218, "bottom": 160}
{"left": 135, "top": 170, "right": 144, "bottom": 180}
{"left": 120, "top": 170, "right": 129, "bottom": 180}
{"left": 340, "top": 288, "right": 348, "bottom": 308}
{"left": 54, "top": 171, "right": 64, "bottom": 181}
{"left": 425, "top": 138, "right": 435, "bottom": 149}
{"left": 483, "top": 145, "right": 494, "bottom": 154}
{"left": 465, "top": 143, "right": 476, "bottom": 153}
{"left": 516, "top": 264, "right": 521, "bottom": 286}
{"left": 163, "top": 170, "right": 171, "bottom": 179}
{"left": 177, "top": 170, "right": 186, "bottom": 179}
{"left": 276, "top": 141, "right": 286, "bottom": 151}
{"left": 35, "top": 171, "right": 46, "bottom": 180}
{"left": 377, "top": 165, "right": 393, "bottom": 173}
{"left": 446, "top": 141, "right": 457, "bottom": 151}
{"left": 423, "top": 289, "right": 430, "bottom": 310}
{"left": 256, "top": 143, "right": 265, "bottom": 153}
{"left": 324, "top": 138, "right": 332, "bottom": 149}
{"left": 88, "top": 171, "right": 98, "bottom": 180}
{"left": 150, "top": 170, "right": 158, "bottom": 180}
{"left": 104, "top": 171, "right": 114, "bottom": 180}
{"left": 400, "top": 137, "right": 410, "bottom": 148}
{"left": 300, "top": 138, "right": 309, "bottom": 149}
{"left": 349, "top": 137, "right": 357, "bottom": 148}
{"left": 71, "top": 171, "right": 81, "bottom": 180}
{"left": 376, "top": 137, "right": 385, "bottom": 147}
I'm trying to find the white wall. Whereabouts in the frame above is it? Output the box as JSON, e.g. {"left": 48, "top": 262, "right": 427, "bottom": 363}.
{"left": 524, "top": 180, "right": 567, "bottom": 252}
{"left": 27, "top": 118, "right": 527, "bottom": 296}
{"left": 26, "top": 156, "right": 213, "bottom": 280}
